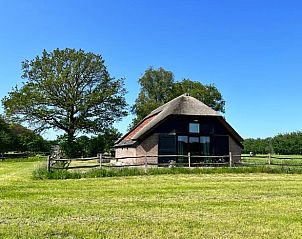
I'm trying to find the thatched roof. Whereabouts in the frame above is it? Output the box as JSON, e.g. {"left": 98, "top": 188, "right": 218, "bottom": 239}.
{"left": 115, "top": 94, "right": 242, "bottom": 147}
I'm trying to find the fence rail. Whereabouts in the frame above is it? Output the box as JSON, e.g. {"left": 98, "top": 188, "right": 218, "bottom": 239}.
{"left": 46, "top": 153, "right": 302, "bottom": 172}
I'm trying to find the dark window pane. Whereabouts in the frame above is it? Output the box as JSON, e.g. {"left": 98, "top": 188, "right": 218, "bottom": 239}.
{"left": 189, "top": 123, "right": 199, "bottom": 133}
{"left": 189, "top": 137, "right": 200, "bottom": 156}
{"left": 178, "top": 136, "right": 188, "bottom": 143}
{"left": 159, "top": 135, "right": 176, "bottom": 164}
{"left": 200, "top": 136, "right": 210, "bottom": 156}
{"left": 177, "top": 136, "right": 188, "bottom": 163}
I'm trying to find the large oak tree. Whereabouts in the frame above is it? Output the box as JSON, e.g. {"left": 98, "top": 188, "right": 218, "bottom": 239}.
{"left": 2, "top": 48, "right": 127, "bottom": 155}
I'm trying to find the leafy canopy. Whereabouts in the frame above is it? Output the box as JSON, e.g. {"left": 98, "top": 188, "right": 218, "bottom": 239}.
{"left": 243, "top": 131, "right": 302, "bottom": 155}
{"left": 0, "top": 115, "right": 50, "bottom": 153}
{"left": 0, "top": 116, "right": 11, "bottom": 154}
{"left": 131, "top": 66, "right": 225, "bottom": 126}
{"left": 2, "top": 48, "right": 128, "bottom": 140}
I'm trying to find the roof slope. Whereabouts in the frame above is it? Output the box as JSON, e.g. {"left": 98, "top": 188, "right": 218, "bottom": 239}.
{"left": 115, "top": 94, "right": 242, "bottom": 147}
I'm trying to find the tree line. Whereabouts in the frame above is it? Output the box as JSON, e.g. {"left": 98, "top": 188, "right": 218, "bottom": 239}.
{"left": 0, "top": 116, "right": 50, "bottom": 154}
{"left": 0, "top": 114, "right": 121, "bottom": 157}
{"left": 243, "top": 131, "right": 302, "bottom": 155}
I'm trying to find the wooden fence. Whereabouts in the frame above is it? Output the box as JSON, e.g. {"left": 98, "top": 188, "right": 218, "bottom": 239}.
{"left": 46, "top": 153, "right": 302, "bottom": 172}
{"left": 0, "top": 152, "right": 49, "bottom": 161}
{"left": 47, "top": 152, "right": 233, "bottom": 172}
{"left": 238, "top": 154, "right": 302, "bottom": 167}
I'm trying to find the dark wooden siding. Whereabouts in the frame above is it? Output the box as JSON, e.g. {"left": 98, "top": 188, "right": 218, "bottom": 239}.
{"left": 155, "top": 115, "right": 229, "bottom": 136}
{"left": 155, "top": 115, "right": 231, "bottom": 157}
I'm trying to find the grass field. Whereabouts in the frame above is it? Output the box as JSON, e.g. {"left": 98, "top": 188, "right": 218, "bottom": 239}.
{"left": 1, "top": 159, "right": 302, "bottom": 238}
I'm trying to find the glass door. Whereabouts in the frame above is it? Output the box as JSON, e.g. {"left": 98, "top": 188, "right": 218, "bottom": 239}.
{"left": 189, "top": 137, "right": 200, "bottom": 164}
{"left": 177, "top": 136, "right": 188, "bottom": 164}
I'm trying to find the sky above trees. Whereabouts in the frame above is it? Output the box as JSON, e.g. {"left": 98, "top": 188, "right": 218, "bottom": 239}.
{"left": 0, "top": 0, "right": 301, "bottom": 139}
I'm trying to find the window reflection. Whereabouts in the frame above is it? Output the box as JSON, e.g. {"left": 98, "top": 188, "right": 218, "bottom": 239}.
{"left": 189, "top": 123, "right": 199, "bottom": 133}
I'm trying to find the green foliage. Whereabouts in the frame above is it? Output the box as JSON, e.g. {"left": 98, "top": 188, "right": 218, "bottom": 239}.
{"left": 0, "top": 115, "right": 50, "bottom": 153}
{"left": 131, "top": 66, "right": 225, "bottom": 127}
{"left": 88, "top": 128, "right": 122, "bottom": 155}
{"left": 273, "top": 132, "right": 302, "bottom": 155}
{"left": 243, "top": 131, "right": 302, "bottom": 155}
{"left": 131, "top": 67, "right": 174, "bottom": 125}
{"left": 57, "top": 128, "right": 121, "bottom": 158}
{"left": 9, "top": 123, "right": 51, "bottom": 152}
{"left": 0, "top": 117, "right": 12, "bottom": 154}
{"left": 243, "top": 138, "right": 272, "bottom": 154}
{"left": 2, "top": 48, "right": 128, "bottom": 157}
{"left": 172, "top": 79, "right": 225, "bottom": 112}
{"left": 33, "top": 165, "right": 81, "bottom": 179}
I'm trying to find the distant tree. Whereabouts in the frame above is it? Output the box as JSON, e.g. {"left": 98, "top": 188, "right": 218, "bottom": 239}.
{"left": 243, "top": 131, "right": 302, "bottom": 155}
{"left": 0, "top": 116, "right": 12, "bottom": 154}
{"left": 243, "top": 138, "right": 270, "bottom": 154}
{"left": 58, "top": 128, "right": 121, "bottom": 157}
{"left": 88, "top": 128, "right": 122, "bottom": 156}
{"left": 131, "top": 67, "right": 174, "bottom": 126}
{"left": 9, "top": 124, "right": 50, "bottom": 152}
{"left": 131, "top": 67, "right": 225, "bottom": 128}
{"left": 272, "top": 132, "right": 302, "bottom": 155}
{"left": 172, "top": 79, "right": 225, "bottom": 113}
{"left": 0, "top": 116, "right": 50, "bottom": 154}
{"left": 2, "top": 48, "right": 127, "bottom": 157}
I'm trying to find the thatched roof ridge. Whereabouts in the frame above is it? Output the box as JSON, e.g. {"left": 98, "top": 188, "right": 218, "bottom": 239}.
{"left": 115, "top": 94, "right": 229, "bottom": 147}
{"left": 131, "top": 94, "right": 220, "bottom": 140}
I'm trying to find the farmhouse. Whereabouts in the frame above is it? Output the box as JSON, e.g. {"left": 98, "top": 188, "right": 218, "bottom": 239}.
{"left": 114, "top": 94, "right": 243, "bottom": 165}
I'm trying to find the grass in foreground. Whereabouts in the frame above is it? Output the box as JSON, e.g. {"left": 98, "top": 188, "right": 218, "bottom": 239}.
{"left": 2, "top": 160, "right": 302, "bottom": 238}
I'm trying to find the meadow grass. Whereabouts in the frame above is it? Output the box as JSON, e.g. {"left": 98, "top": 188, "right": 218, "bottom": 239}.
{"left": 2, "top": 160, "right": 302, "bottom": 238}
{"left": 0, "top": 155, "right": 46, "bottom": 163}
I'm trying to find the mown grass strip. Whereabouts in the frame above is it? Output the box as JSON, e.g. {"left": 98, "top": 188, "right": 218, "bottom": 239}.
{"left": 3, "top": 160, "right": 302, "bottom": 238}
{"left": 0, "top": 156, "right": 46, "bottom": 162}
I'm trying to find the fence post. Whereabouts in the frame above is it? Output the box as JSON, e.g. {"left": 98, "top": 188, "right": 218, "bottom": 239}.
{"left": 144, "top": 155, "right": 147, "bottom": 173}
{"left": 268, "top": 153, "right": 271, "bottom": 165}
{"left": 47, "top": 155, "right": 51, "bottom": 172}
{"left": 188, "top": 152, "right": 191, "bottom": 168}
{"left": 229, "top": 152, "right": 233, "bottom": 168}
{"left": 99, "top": 154, "right": 102, "bottom": 169}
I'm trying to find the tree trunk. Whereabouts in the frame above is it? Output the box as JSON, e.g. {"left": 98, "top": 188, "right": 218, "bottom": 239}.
{"left": 65, "top": 131, "right": 75, "bottom": 158}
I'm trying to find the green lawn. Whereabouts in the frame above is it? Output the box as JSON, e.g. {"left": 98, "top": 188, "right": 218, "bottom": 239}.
{"left": 1, "top": 160, "right": 302, "bottom": 238}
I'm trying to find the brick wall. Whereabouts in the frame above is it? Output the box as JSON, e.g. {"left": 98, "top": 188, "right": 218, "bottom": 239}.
{"left": 115, "top": 134, "right": 159, "bottom": 165}
{"left": 136, "top": 133, "right": 159, "bottom": 165}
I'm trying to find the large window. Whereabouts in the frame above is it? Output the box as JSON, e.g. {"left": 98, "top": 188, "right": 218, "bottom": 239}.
{"left": 159, "top": 135, "right": 176, "bottom": 163}
{"left": 176, "top": 136, "right": 211, "bottom": 155}
{"left": 189, "top": 123, "right": 199, "bottom": 133}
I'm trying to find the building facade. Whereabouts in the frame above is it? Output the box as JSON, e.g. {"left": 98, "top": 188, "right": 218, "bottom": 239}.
{"left": 114, "top": 94, "right": 243, "bottom": 165}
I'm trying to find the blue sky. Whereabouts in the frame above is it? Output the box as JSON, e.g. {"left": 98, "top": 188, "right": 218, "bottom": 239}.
{"left": 0, "top": 0, "right": 301, "bottom": 139}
